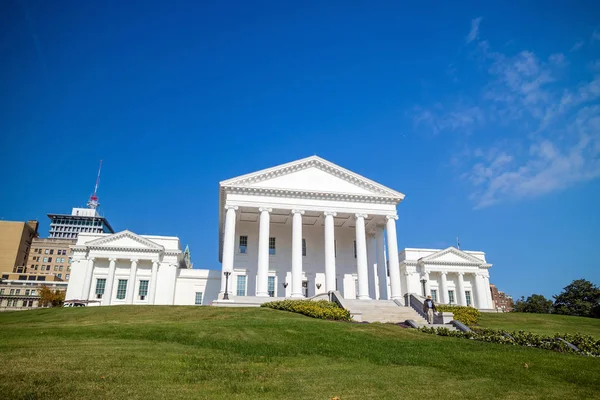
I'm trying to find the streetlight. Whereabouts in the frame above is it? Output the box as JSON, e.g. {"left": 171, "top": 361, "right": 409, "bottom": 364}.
{"left": 223, "top": 271, "right": 231, "bottom": 300}
{"left": 420, "top": 278, "right": 427, "bottom": 297}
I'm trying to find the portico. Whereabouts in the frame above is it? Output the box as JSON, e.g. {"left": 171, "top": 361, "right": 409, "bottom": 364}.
{"left": 218, "top": 156, "right": 405, "bottom": 301}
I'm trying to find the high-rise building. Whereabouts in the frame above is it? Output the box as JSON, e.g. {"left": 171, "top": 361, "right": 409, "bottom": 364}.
{"left": 47, "top": 208, "right": 114, "bottom": 240}
{"left": 0, "top": 220, "right": 39, "bottom": 274}
{"left": 26, "top": 238, "right": 77, "bottom": 281}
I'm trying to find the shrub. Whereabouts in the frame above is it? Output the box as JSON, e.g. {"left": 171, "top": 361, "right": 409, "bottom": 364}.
{"left": 419, "top": 326, "right": 600, "bottom": 357}
{"left": 436, "top": 305, "right": 480, "bottom": 326}
{"left": 261, "top": 300, "right": 351, "bottom": 321}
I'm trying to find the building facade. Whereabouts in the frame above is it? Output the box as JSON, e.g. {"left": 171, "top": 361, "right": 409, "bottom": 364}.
{"left": 0, "top": 272, "right": 67, "bottom": 311}
{"left": 490, "top": 284, "right": 514, "bottom": 311}
{"left": 65, "top": 156, "right": 496, "bottom": 310}
{"left": 0, "top": 220, "right": 39, "bottom": 274}
{"left": 66, "top": 230, "right": 220, "bottom": 306}
{"left": 48, "top": 208, "right": 114, "bottom": 240}
{"left": 26, "top": 238, "right": 76, "bottom": 281}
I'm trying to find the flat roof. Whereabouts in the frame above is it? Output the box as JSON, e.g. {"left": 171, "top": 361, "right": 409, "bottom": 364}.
{"left": 47, "top": 213, "right": 115, "bottom": 233}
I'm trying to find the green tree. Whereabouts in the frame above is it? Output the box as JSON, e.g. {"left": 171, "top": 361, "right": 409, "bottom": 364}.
{"left": 38, "top": 285, "right": 65, "bottom": 308}
{"left": 553, "top": 279, "right": 600, "bottom": 318}
{"left": 513, "top": 294, "right": 553, "bottom": 314}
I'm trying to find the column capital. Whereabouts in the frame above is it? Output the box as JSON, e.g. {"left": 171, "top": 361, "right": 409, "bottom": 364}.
{"left": 291, "top": 209, "right": 305, "bottom": 215}
{"left": 224, "top": 205, "right": 238, "bottom": 211}
{"left": 355, "top": 213, "right": 368, "bottom": 219}
{"left": 457, "top": 271, "right": 464, "bottom": 276}
{"left": 258, "top": 207, "right": 272, "bottom": 213}
{"left": 88, "top": 257, "right": 96, "bottom": 262}
{"left": 440, "top": 271, "right": 447, "bottom": 276}
{"left": 108, "top": 258, "right": 117, "bottom": 263}
{"left": 130, "top": 258, "right": 139, "bottom": 263}
{"left": 324, "top": 211, "right": 337, "bottom": 217}
{"left": 386, "top": 214, "right": 398, "bottom": 221}
{"left": 151, "top": 260, "right": 159, "bottom": 265}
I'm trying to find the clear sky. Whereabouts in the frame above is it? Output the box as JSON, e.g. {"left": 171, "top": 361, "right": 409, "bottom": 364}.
{"left": 1, "top": 1, "right": 599, "bottom": 300}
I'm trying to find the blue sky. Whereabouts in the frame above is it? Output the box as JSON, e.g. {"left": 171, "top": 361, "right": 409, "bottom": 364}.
{"left": 1, "top": 1, "right": 599, "bottom": 299}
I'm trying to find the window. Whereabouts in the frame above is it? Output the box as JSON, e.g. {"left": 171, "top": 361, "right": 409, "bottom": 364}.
{"left": 25, "top": 290, "right": 30, "bottom": 295}
{"left": 195, "top": 292, "right": 203, "bottom": 305}
{"left": 269, "top": 237, "right": 276, "bottom": 255}
{"left": 16, "top": 289, "right": 21, "bottom": 295}
{"left": 58, "top": 274, "right": 62, "bottom": 279}
{"left": 236, "top": 275, "right": 247, "bottom": 296}
{"left": 43, "top": 257, "right": 48, "bottom": 262}
{"left": 465, "top": 291, "right": 472, "bottom": 307}
{"left": 116, "top": 280, "right": 127, "bottom": 300}
{"left": 0, "top": 289, "right": 3, "bottom": 294}
{"left": 48, "top": 257, "right": 52, "bottom": 262}
{"left": 430, "top": 289, "right": 438, "bottom": 302}
{"left": 45, "top": 249, "right": 49, "bottom": 254}
{"left": 54, "top": 266, "right": 58, "bottom": 271}
{"left": 28, "top": 300, "right": 33, "bottom": 307}
{"left": 49, "top": 250, "right": 54, "bottom": 255}
{"left": 448, "top": 290, "right": 455, "bottom": 305}
{"left": 95, "top": 279, "right": 106, "bottom": 298}
{"left": 65, "top": 274, "right": 70, "bottom": 280}
{"left": 34, "top": 248, "right": 38, "bottom": 253}
{"left": 2, "top": 274, "right": 8, "bottom": 280}
{"left": 139, "top": 280, "right": 149, "bottom": 300}
{"left": 37, "top": 276, "right": 46, "bottom": 281}
{"left": 353, "top": 241, "right": 357, "bottom": 258}
{"left": 31, "top": 290, "right": 36, "bottom": 295}
{"left": 59, "top": 266, "right": 63, "bottom": 271}
{"left": 268, "top": 276, "right": 275, "bottom": 297}
{"left": 302, "top": 239, "right": 306, "bottom": 256}
{"left": 239, "top": 235, "right": 248, "bottom": 254}
{"left": 18, "top": 275, "right": 27, "bottom": 281}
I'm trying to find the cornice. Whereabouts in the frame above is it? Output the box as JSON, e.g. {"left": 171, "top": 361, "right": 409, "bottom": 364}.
{"left": 222, "top": 186, "right": 399, "bottom": 204}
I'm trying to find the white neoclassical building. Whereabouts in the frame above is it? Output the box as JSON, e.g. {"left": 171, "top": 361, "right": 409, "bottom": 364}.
{"left": 65, "top": 156, "right": 495, "bottom": 309}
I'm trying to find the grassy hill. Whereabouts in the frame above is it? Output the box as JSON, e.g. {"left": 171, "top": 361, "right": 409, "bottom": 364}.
{"left": 1, "top": 306, "right": 599, "bottom": 400}
{"left": 478, "top": 312, "right": 600, "bottom": 337}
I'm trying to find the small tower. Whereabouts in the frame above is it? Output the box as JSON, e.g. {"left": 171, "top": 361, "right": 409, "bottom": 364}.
{"left": 87, "top": 160, "right": 102, "bottom": 210}
{"left": 181, "top": 245, "right": 193, "bottom": 269}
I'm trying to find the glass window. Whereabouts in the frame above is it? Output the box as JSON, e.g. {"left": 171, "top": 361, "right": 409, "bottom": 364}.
{"left": 268, "top": 276, "right": 275, "bottom": 297}
{"left": 0, "top": 289, "right": 4, "bottom": 294}
{"left": 236, "top": 275, "right": 247, "bottom": 296}
{"left": 9, "top": 289, "right": 14, "bottom": 295}
{"left": 66, "top": 274, "right": 70, "bottom": 280}
{"left": 59, "top": 266, "right": 63, "bottom": 271}
{"left": 54, "top": 266, "right": 58, "bottom": 271}
{"left": 43, "top": 257, "right": 48, "bottom": 262}
{"left": 16, "top": 289, "right": 21, "bottom": 295}
{"left": 195, "top": 292, "right": 203, "bottom": 305}
{"left": 49, "top": 250, "right": 54, "bottom": 255}
{"left": 239, "top": 235, "right": 248, "bottom": 254}
{"left": 302, "top": 239, "right": 306, "bottom": 256}
{"left": 95, "top": 278, "right": 106, "bottom": 297}
{"left": 25, "top": 290, "right": 30, "bottom": 295}
{"left": 139, "top": 280, "right": 149, "bottom": 298}
{"left": 448, "top": 290, "right": 455, "bottom": 305}
{"left": 116, "top": 280, "right": 127, "bottom": 300}
{"left": 430, "top": 289, "right": 438, "bottom": 302}
{"left": 465, "top": 291, "right": 472, "bottom": 306}
{"left": 58, "top": 274, "right": 62, "bottom": 279}
{"left": 269, "top": 237, "right": 276, "bottom": 255}
{"left": 48, "top": 257, "right": 52, "bottom": 262}
{"left": 31, "top": 290, "right": 36, "bottom": 295}
{"left": 45, "top": 249, "right": 49, "bottom": 254}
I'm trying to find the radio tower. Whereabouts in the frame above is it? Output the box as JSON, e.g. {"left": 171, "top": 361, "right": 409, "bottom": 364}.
{"left": 87, "top": 160, "right": 103, "bottom": 210}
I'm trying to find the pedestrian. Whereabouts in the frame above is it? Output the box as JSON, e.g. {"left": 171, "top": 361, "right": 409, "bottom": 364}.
{"left": 423, "top": 295, "right": 436, "bottom": 324}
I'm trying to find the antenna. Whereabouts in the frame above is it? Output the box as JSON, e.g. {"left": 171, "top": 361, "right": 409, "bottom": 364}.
{"left": 456, "top": 236, "right": 460, "bottom": 250}
{"left": 87, "top": 160, "right": 102, "bottom": 210}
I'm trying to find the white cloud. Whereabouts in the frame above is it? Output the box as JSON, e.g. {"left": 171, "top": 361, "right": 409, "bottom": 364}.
{"left": 414, "top": 105, "right": 485, "bottom": 135}
{"left": 466, "top": 17, "right": 483, "bottom": 44}
{"left": 570, "top": 40, "right": 584, "bottom": 52}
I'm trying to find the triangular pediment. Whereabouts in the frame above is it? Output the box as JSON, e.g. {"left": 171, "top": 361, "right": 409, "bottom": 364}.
{"left": 220, "top": 156, "right": 404, "bottom": 199}
{"left": 420, "top": 247, "right": 483, "bottom": 264}
{"left": 86, "top": 230, "right": 164, "bottom": 251}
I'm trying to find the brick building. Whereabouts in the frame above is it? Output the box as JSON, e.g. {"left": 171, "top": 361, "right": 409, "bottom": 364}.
{"left": 0, "top": 220, "right": 39, "bottom": 274}
{"left": 490, "top": 284, "right": 514, "bottom": 311}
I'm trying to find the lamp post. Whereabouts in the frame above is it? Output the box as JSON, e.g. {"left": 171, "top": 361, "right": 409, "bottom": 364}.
{"left": 420, "top": 278, "right": 427, "bottom": 297}
{"left": 223, "top": 271, "right": 231, "bottom": 300}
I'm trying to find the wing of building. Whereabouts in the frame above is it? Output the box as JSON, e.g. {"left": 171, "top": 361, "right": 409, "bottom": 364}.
{"left": 65, "top": 156, "right": 495, "bottom": 310}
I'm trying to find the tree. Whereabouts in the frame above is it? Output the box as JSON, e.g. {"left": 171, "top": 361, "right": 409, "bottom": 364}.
{"left": 553, "top": 279, "right": 600, "bottom": 318}
{"left": 513, "top": 294, "right": 553, "bottom": 314}
{"left": 38, "top": 285, "right": 65, "bottom": 308}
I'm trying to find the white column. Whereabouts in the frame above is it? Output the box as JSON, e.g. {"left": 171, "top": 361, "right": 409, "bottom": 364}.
{"left": 149, "top": 260, "right": 158, "bottom": 304}
{"left": 354, "top": 214, "right": 370, "bottom": 300}
{"left": 256, "top": 207, "right": 271, "bottom": 297}
{"left": 385, "top": 215, "right": 402, "bottom": 300}
{"left": 439, "top": 271, "right": 448, "bottom": 304}
{"left": 367, "top": 234, "right": 377, "bottom": 300}
{"left": 126, "top": 259, "right": 138, "bottom": 304}
{"left": 82, "top": 257, "right": 95, "bottom": 300}
{"left": 405, "top": 272, "right": 413, "bottom": 295}
{"left": 324, "top": 211, "right": 337, "bottom": 292}
{"left": 375, "top": 227, "right": 388, "bottom": 300}
{"left": 103, "top": 258, "right": 117, "bottom": 306}
{"left": 221, "top": 205, "right": 238, "bottom": 294}
{"left": 483, "top": 274, "right": 493, "bottom": 309}
{"left": 474, "top": 273, "right": 487, "bottom": 309}
{"left": 291, "top": 209, "right": 304, "bottom": 298}
{"left": 457, "top": 272, "right": 467, "bottom": 306}
{"left": 423, "top": 272, "right": 431, "bottom": 297}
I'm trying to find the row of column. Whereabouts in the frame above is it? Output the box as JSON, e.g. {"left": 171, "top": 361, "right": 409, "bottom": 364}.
{"left": 221, "top": 205, "right": 403, "bottom": 300}
{"left": 421, "top": 271, "right": 491, "bottom": 308}
{"left": 81, "top": 258, "right": 159, "bottom": 305}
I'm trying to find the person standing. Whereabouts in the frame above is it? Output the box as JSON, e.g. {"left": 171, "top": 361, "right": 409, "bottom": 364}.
{"left": 423, "top": 295, "right": 436, "bottom": 324}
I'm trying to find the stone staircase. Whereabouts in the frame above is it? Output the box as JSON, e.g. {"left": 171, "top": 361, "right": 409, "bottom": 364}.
{"left": 342, "top": 299, "right": 428, "bottom": 324}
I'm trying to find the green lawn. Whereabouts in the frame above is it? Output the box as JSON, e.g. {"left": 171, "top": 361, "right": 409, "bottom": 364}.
{"left": 478, "top": 311, "right": 600, "bottom": 337}
{"left": 1, "top": 307, "right": 599, "bottom": 400}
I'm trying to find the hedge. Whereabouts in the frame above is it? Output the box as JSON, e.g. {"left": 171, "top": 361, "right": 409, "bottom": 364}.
{"left": 418, "top": 326, "right": 600, "bottom": 357}
{"left": 261, "top": 299, "right": 351, "bottom": 321}
{"left": 436, "top": 305, "right": 480, "bottom": 326}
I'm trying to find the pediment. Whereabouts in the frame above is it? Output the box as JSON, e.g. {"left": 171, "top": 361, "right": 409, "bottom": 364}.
{"left": 420, "top": 247, "right": 483, "bottom": 264}
{"left": 220, "top": 156, "right": 404, "bottom": 200}
{"left": 86, "top": 230, "right": 164, "bottom": 251}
